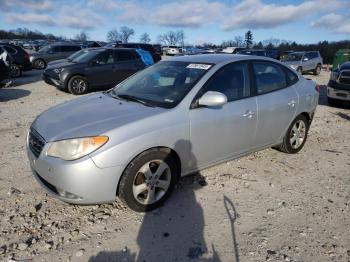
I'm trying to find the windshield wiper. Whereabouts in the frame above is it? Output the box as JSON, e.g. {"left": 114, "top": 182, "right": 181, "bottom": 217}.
{"left": 115, "top": 94, "right": 156, "bottom": 107}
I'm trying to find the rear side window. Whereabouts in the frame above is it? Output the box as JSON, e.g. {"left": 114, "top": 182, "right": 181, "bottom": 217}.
{"left": 70, "top": 46, "right": 81, "bottom": 51}
{"left": 116, "top": 50, "right": 135, "bottom": 61}
{"left": 253, "top": 62, "right": 287, "bottom": 94}
{"left": 201, "top": 62, "right": 251, "bottom": 102}
{"left": 53, "top": 46, "right": 62, "bottom": 52}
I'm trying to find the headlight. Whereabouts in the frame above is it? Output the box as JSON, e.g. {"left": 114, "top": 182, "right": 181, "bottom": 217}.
{"left": 47, "top": 136, "right": 108, "bottom": 161}
{"left": 29, "top": 56, "right": 34, "bottom": 62}
{"left": 53, "top": 68, "right": 64, "bottom": 73}
{"left": 330, "top": 71, "right": 339, "bottom": 81}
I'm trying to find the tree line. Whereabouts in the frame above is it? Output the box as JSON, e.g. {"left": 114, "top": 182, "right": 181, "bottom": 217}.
{"left": 1, "top": 27, "right": 349, "bottom": 64}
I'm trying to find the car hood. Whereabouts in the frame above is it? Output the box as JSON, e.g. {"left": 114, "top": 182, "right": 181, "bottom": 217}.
{"left": 46, "top": 61, "right": 82, "bottom": 70}
{"left": 47, "top": 59, "right": 69, "bottom": 66}
{"left": 340, "top": 62, "right": 350, "bottom": 70}
{"left": 31, "top": 93, "right": 166, "bottom": 142}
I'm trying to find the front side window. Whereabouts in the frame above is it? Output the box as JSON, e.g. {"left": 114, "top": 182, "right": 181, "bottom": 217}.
{"left": 110, "top": 61, "right": 211, "bottom": 108}
{"left": 94, "top": 50, "right": 115, "bottom": 64}
{"left": 201, "top": 62, "right": 251, "bottom": 102}
{"left": 253, "top": 62, "right": 287, "bottom": 94}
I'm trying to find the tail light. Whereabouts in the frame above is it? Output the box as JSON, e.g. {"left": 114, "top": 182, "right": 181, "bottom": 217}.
{"left": 24, "top": 51, "right": 30, "bottom": 61}
{"left": 315, "top": 85, "right": 321, "bottom": 93}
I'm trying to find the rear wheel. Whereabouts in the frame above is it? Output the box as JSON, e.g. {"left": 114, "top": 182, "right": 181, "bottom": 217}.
{"left": 118, "top": 149, "right": 178, "bottom": 212}
{"left": 68, "top": 75, "right": 88, "bottom": 95}
{"left": 277, "top": 115, "right": 309, "bottom": 154}
{"left": 314, "top": 64, "right": 321, "bottom": 75}
{"left": 10, "top": 64, "right": 21, "bottom": 78}
{"left": 33, "top": 59, "right": 46, "bottom": 69}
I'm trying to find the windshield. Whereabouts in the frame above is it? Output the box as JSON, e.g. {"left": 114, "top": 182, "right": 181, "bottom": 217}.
{"left": 110, "top": 61, "right": 211, "bottom": 108}
{"left": 67, "top": 49, "right": 85, "bottom": 60}
{"left": 281, "top": 53, "right": 303, "bottom": 62}
{"left": 71, "top": 50, "right": 99, "bottom": 63}
{"left": 38, "top": 45, "right": 51, "bottom": 53}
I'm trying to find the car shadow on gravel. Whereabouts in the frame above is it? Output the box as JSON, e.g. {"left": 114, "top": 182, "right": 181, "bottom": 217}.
{"left": 12, "top": 70, "right": 43, "bottom": 87}
{"left": 0, "top": 88, "right": 31, "bottom": 102}
{"left": 89, "top": 140, "right": 240, "bottom": 262}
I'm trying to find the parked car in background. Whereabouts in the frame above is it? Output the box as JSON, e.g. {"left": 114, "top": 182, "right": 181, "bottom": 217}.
{"left": 332, "top": 49, "right": 350, "bottom": 70}
{"left": 236, "top": 49, "right": 280, "bottom": 60}
{"left": 42, "top": 48, "right": 145, "bottom": 95}
{"left": 281, "top": 51, "right": 323, "bottom": 75}
{"left": 327, "top": 61, "right": 350, "bottom": 106}
{"left": 30, "top": 44, "right": 82, "bottom": 69}
{"left": 0, "top": 43, "right": 31, "bottom": 77}
{"left": 28, "top": 54, "right": 319, "bottom": 211}
{"left": 221, "top": 47, "right": 245, "bottom": 54}
{"left": 106, "top": 42, "right": 162, "bottom": 62}
{"left": 165, "top": 46, "right": 182, "bottom": 56}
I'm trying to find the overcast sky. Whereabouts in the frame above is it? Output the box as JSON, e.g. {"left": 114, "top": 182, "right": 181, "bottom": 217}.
{"left": 0, "top": 0, "right": 349, "bottom": 44}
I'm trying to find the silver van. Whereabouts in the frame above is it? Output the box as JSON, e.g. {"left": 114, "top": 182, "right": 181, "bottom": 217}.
{"left": 30, "top": 44, "right": 82, "bottom": 69}
{"left": 282, "top": 51, "right": 323, "bottom": 75}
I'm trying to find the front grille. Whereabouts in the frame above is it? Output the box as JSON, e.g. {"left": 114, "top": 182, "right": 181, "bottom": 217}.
{"left": 29, "top": 129, "right": 46, "bottom": 158}
{"left": 338, "top": 70, "right": 350, "bottom": 85}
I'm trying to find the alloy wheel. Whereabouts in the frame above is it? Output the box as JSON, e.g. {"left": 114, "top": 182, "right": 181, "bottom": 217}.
{"left": 34, "top": 59, "right": 45, "bottom": 69}
{"left": 132, "top": 160, "right": 171, "bottom": 205}
{"left": 10, "top": 64, "right": 20, "bottom": 77}
{"left": 71, "top": 78, "right": 87, "bottom": 94}
{"left": 290, "top": 120, "right": 306, "bottom": 149}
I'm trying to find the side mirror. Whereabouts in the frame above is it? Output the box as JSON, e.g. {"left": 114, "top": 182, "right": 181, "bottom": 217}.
{"left": 90, "top": 60, "right": 98, "bottom": 66}
{"left": 198, "top": 91, "right": 227, "bottom": 107}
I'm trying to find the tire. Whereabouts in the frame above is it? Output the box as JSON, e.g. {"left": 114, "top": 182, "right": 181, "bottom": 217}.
{"left": 327, "top": 97, "right": 340, "bottom": 107}
{"left": 118, "top": 148, "right": 178, "bottom": 212}
{"left": 33, "top": 59, "right": 46, "bottom": 69}
{"left": 68, "top": 75, "right": 89, "bottom": 95}
{"left": 296, "top": 67, "right": 303, "bottom": 75}
{"left": 277, "top": 115, "right": 309, "bottom": 154}
{"left": 314, "top": 64, "right": 321, "bottom": 75}
{"left": 9, "top": 64, "right": 22, "bottom": 78}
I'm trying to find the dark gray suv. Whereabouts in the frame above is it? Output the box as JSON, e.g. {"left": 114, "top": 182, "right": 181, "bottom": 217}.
{"left": 30, "top": 44, "right": 82, "bottom": 69}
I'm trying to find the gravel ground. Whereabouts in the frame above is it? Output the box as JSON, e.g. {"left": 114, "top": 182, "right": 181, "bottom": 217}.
{"left": 0, "top": 69, "right": 349, "bottom": 262}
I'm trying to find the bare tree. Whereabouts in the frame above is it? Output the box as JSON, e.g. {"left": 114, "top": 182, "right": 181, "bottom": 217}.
{"left": 157, "top": 30, "right": 184, "bottom": 46}
{"left": 139, "top": 33, "right": 151, "bottom": 43}
{"left": 234, "top": 36, "right": 244, "bottom": 47}
{"left": 119, "top": 26, "right": 135, "bottom": 43}
{"left": 75, "top": 31, "right": 89, "bottom": 42}
{"left": 107, "top": 29, "right": 121, "bottom": 42}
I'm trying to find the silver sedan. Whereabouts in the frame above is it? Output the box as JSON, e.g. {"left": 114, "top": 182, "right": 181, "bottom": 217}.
{"left": 27, "top": 54, "right": 319, "bottom": 211}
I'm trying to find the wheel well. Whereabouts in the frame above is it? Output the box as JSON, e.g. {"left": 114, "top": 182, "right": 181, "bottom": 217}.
{"left": 300, "top": 112, "right": 312, "bottom": 123}
{"left": 116, "top": 146, "right": 182, "bottom": 196}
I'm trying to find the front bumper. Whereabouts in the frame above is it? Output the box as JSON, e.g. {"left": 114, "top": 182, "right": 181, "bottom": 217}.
{"left": 42, "top": 71, "right": 64, "bottom": 89}
{"left": 327, "top": 86, "right": 350, "bottom": 101}
{"left": 26, "top": 135, "right": 124, "bottom": 204}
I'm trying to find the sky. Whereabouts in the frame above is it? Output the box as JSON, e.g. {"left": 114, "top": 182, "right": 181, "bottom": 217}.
{"left": 0, "top": 0, "right": 349, "bottom": 45}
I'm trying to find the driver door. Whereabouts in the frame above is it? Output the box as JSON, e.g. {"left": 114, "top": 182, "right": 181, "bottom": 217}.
{"left": 87, "top": 50, "right": 116, "bottom": 87}
{"left": 189, "top": 62, "right": 257, "bottom": 168}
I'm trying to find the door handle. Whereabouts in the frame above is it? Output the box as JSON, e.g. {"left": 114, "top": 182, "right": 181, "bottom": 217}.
{"left": 288, "top": 100, "right": 296, "bottom": 107}
{"left": 243, "top": 110, "right": 255, "bottom": 118}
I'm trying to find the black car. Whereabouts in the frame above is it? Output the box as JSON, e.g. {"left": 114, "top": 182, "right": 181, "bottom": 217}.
{"left": 0, "top": 43, "right": 31, "bottom": 77}
{"left": 327, "top": 61, "right": 350, "bottom": 106}
{"left": 107, "top": 42, "right": 162, "bottom": 62}
{"left": 42, "top": 48, "right": 145, "bottom": 95}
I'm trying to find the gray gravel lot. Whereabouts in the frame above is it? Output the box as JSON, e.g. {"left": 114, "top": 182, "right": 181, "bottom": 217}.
{"left": 0, "top": 69, "right": 349, "bottom": 262}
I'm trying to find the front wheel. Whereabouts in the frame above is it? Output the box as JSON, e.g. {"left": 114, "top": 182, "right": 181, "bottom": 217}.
{"left": 277, "top": 115, "right": 309, "bottom": 154}
{"left": 68, "top": 75, "right": 89, "bottom": 95}
{"left": 314, "top": 64, "right": 321, "bottom": 75}
{"left": 118, "top": 149, "right": 178, "bottom": 212}
{"left": 33, "top": 59, "right": 46, "bottom": 69}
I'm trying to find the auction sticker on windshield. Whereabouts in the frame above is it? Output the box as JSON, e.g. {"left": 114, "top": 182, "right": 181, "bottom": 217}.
{"left": 186, "top": 64, "right": 212, "bottom": 70}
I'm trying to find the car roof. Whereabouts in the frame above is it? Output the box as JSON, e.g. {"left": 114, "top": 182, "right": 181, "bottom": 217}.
{"left": 167, "top": 54, "right": 276, "bottom": 64}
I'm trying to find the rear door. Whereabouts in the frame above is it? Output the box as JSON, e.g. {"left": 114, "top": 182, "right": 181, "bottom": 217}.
{"left": 253, "top": 61, "right": 298, "bottom": 147}
{"left": 88, "top": 50, "right": 116, "bottom": 87}
{"left": 48, "top": 46, "right": 63, "bottom": 62}
{"left": 113, "top": 49, "right": 140, "bottom": 83}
